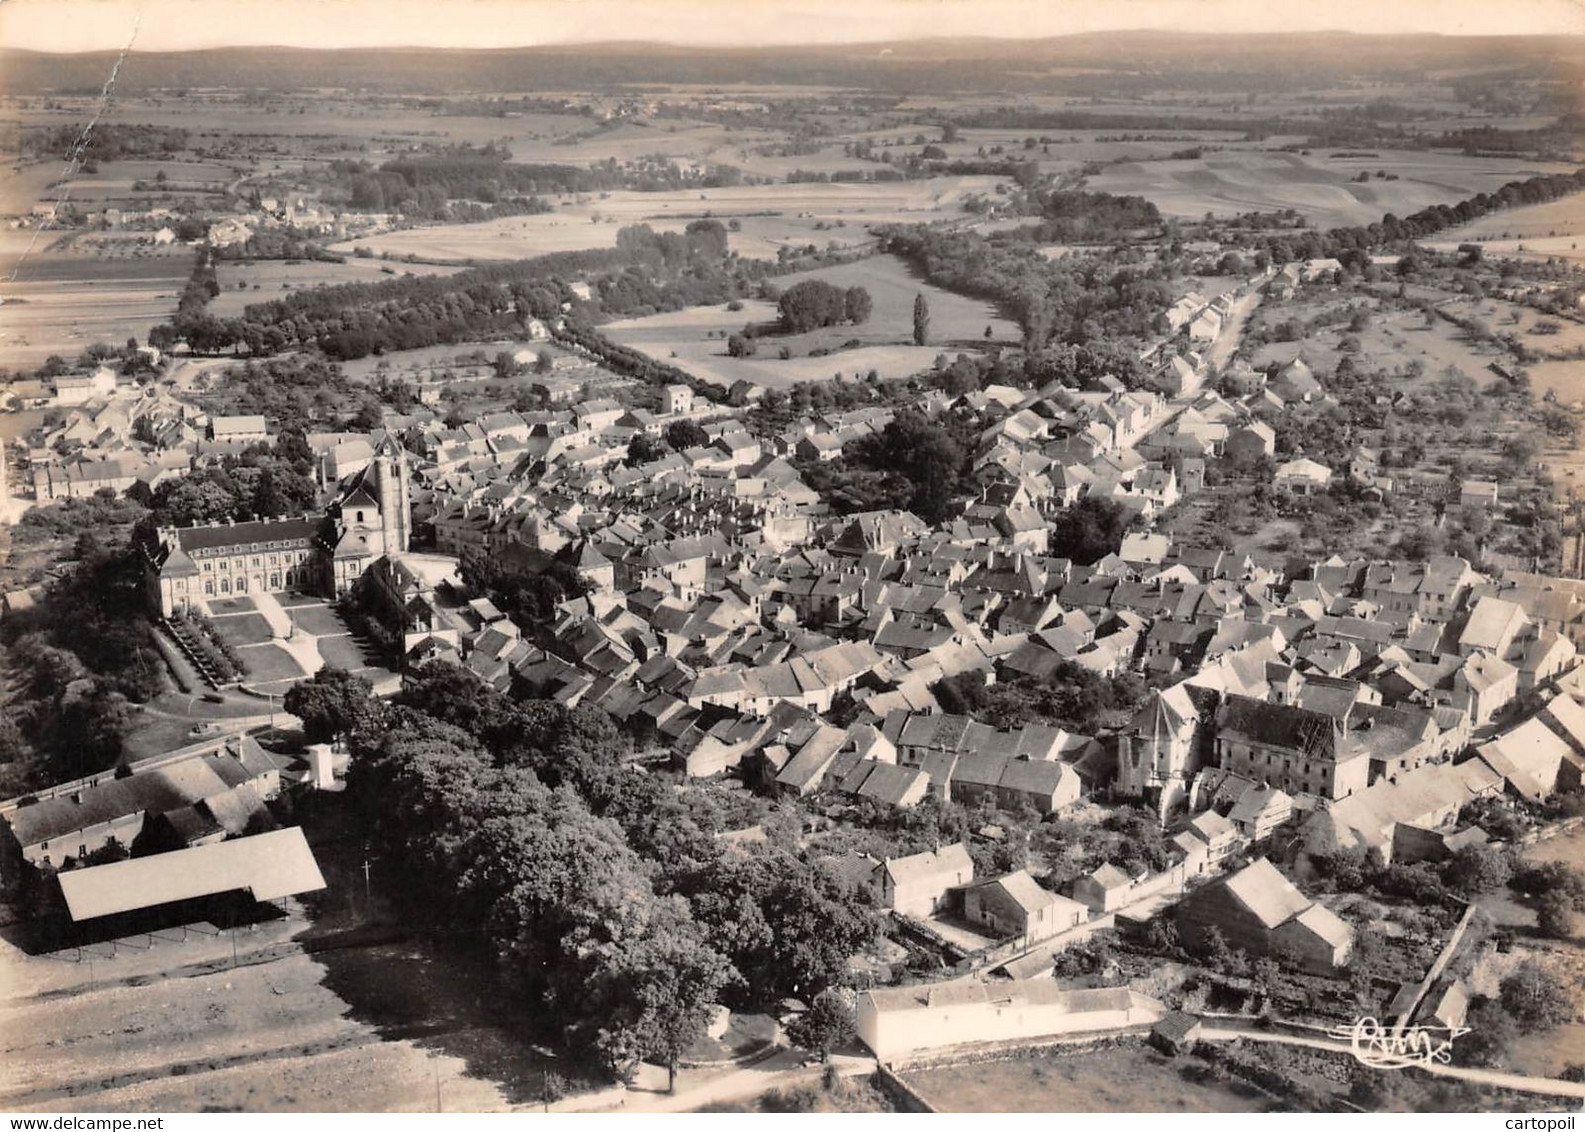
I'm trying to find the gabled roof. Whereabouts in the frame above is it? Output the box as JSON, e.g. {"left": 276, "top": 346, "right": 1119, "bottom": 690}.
{"left": 57, "top": 827, "right": 325, "bottom": 922}
{"left": 882, "top": 842, "right": 973, "bottom": 888}
{"left": 1220, "top": 858, "right": 1314, "bottom": 929}
{"left": 1085, "top": 863, "right": 1132, "bottom": 890}
{"left": 1217, "top": 694, "right": 1338, "bottom": 759}
{"left": 973, "top": 869, "right": 1080, "bottom": 917}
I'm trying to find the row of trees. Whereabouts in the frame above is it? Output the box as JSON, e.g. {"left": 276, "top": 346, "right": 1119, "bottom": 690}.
{"left": 149, "top": 221, "right": 762, "bottom": 362}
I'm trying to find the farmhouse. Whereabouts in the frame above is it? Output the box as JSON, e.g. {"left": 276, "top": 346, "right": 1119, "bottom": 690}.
{"left": 1, "top": 735, "right": 281, "bottom": 868}
{"left": 962, "top": 869, "right": 1087, "bottom": 944}
{"left": 54, "top": 367, "right": 117, "bottom": 407}
{"left": 1476, "top": 716, "right": 1584, "bottom": 802}
{"left": 1072, "top": 863, "right": 1139, "bottom": 914}
{"left": 210, "top": 415, "right": 269, "bottom": 444}
{"left": 1299, "top": 757, "right": 1504, "bottom": 864}
{"left": 1273, "top": 458, "right": 1332, "bottom": 495}
{"left": 32, "top": 458, "right": 144, "bottom": 502}
{"left": 873, "top": 843, "right": 974, "bottom": 917}
{"left": 1174, "top": 858, "right": 1353, "bottom": 973}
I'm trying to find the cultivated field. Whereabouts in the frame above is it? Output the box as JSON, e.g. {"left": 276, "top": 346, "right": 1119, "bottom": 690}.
{"left": 0, "top": 231, "right": 193, "bottom": 367}
{"left": 604, "top": 253, "right": 1017, "bottom": 388}
{"left": 328, "top": 178, "right": 999, "bottom": 263}
{"left": 210, "top": 258, "right": 464, "bottom": 318}
{"left": 1085, "top": 150, "right": 1573, "bottom": 229}
{"left": 1421, "top": 191, "right": 1585, "bottom": 264}
{"left": 901, "top": 1042, "right": 1275, "bottom": 1113}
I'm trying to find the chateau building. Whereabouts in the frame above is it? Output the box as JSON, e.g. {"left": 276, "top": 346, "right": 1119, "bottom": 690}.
{"left": 145, "top": 437, "right": 412, "bottom": 617}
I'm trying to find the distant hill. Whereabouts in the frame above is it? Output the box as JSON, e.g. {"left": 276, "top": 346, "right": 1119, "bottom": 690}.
{"left": 2, "top": 33, "right": 1582, "bottom": 96}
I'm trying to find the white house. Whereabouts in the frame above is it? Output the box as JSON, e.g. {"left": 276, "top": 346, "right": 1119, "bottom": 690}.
{"left": 857, "top": 981, "right": 1164, "bottom": 1060}
{"left": 1273, "top": 458, "right": 1332, "bottom": 496}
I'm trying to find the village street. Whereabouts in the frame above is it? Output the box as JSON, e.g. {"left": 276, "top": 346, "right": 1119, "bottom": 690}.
{"left": 1199, "top": 1022, "right": 1585, "bottom": 1101}
{"left": 1207, "top": 290, "right": 1264, "bottom": 374}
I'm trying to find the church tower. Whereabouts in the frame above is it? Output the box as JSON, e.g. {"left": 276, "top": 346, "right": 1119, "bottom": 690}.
{"left": 371, "top": 435, "right": 412, "bottom": 554}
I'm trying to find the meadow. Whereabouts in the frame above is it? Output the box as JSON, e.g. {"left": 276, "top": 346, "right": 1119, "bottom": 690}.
{"left": 1420, "top": 191, "right": 1585, "bottom": 264}
{"left": 605, "top": 252, "right": 1017, "bottom": 388}
{"left": 901, "top": 1042, "right": 1274, "bottom": 1113}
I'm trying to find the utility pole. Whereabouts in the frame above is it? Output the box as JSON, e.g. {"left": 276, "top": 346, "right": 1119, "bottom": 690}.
{"left": 362, "top": 852, "right": 373, "bottom": 915}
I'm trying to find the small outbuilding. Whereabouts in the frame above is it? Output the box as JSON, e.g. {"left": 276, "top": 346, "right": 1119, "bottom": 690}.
{"left": 1150, "top": 1011, "right": 1204, "bottom": 1056}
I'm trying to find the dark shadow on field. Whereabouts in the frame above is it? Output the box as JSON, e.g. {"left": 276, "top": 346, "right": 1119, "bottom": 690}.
{"left": 297, "top": 830, "right": 608, "bottom": 1107}
{"left": 3, "top": 891, "right": 286, "bottom": 957}
{"left": 890, "top": 251, "right": 1024, "bottom": 343}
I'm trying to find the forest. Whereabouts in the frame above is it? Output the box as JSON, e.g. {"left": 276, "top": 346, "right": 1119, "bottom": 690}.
{"left": 0, "top": 532, "right": 165, "bottom": 794}
{"left": 877, "top": 223, "right": 1173, "bottom": 357}
{"left": 1019, "top": 188, "right": 1164, "bottom": 243}
{"left": 343, "top": 664, "right": 881, "bottom": 1081}
{"left": 18, "top": 121, "right": 191, "bottom": 162}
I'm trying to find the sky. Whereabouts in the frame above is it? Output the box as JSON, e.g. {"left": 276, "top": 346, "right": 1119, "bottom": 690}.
{"left": 0, "top": 0, "right": 1582, "bottom": 53}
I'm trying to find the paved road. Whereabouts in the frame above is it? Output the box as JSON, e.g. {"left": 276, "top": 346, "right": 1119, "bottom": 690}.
{"left": 1200, "top": 1023, "right": 1585, "bottom": 1100}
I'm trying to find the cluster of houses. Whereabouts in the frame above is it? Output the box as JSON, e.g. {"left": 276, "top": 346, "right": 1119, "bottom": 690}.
{"left": 1116, "top": 549, "right": 1585, "bottom": 866}
{"left": 2, "top": 361, "right": 318, "bottom": 506}
{"left": 4, "top": 245, "right": 1581, "bottom": 1067}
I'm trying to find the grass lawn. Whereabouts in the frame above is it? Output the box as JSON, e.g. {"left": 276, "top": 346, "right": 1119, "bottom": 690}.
{"left": 768, "top": 255, "right": 1020, "bottom": 345}
{"left": 208, "top": 611, "right": 277, "bottom": 648}
{"left": 275, "top": 592, "right": 329, "bottom": 609}
{"left": 903, "top": 1042, "right": 1275, "bottom": 1113}
{"left": 120, "top": 714, "right": 221, "bottom": 763}
{"left": 233, "top": 642, "right": 309, "bottom": 683}
{"left": 289, "top": 603, "right": 352, "bottom": 637}
{"left": 205, "top": 596, "right": 259, "bottom": 616}
{"left": 317, "top": 634, "right": 375, "bottom": 671}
